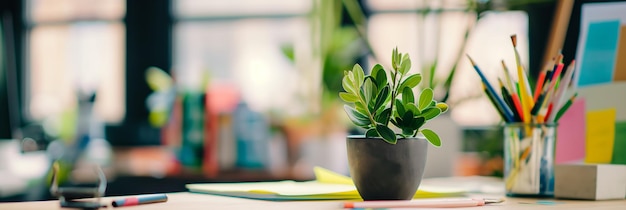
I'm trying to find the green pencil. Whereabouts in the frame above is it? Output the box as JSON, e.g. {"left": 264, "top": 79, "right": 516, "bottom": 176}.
{"left": 554, "top": 93, "right": 577, "bottom": 121}
{"left": 483, "top": 83, "right": 507, "bottom": 121}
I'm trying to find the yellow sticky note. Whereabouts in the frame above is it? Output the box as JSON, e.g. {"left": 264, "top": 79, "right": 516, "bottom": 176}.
{"left": 585, "top": 108, "right": 616, "bottom": 163}
{"left": 314, "top": 166, "right": 354, "bottom": 185}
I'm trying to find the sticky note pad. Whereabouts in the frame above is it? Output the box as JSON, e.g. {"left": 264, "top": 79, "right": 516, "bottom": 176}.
{"left": 578, "top": 20, "right": 620, "bottom": 87}
{"left": 556, "top": 98, "right": 586, "bottom": 163}
{"left": 585, "top": 108, "right": 616, "bottom": 163}
{"left": 612, "top": 121, "right": 626, "bottom": 164}
{"left": 578, "top": 82, "right": 626, "bottom": 121}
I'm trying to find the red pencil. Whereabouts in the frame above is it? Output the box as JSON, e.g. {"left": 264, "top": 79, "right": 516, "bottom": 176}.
{"left": 510, "top": 92, "right": 525, "bottom": 122}
{"left": 545, "top": 103, "right": 554, "bottom": 122}
{"left": 534, "top": 72, "right": 546, "bottom": 101}
{"left": 533, "top": 57, "right": 555, "bottom": 101}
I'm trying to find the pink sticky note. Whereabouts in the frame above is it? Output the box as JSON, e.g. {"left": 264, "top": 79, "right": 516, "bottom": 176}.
{"left": 556, "top": 98, "right": 586, "bottom": 163}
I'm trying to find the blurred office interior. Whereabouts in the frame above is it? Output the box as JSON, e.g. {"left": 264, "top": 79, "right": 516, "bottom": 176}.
{"left": 0, "top": 0, "right": 579, "bottom": 202}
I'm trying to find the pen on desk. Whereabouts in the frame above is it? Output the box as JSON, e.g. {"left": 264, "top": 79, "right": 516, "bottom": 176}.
{"left": 112, "top": 194, "right": 168, "bottom": 207}
{"left": 344, "top": 198, "right": 504, "bottom": 209}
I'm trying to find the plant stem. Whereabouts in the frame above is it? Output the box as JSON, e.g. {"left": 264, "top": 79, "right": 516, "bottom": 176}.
{"left": 356, "top": 92, "right": 379, "bottom": 129}
{"left": 388, "top": 64, "right": 401, "bottom": 126}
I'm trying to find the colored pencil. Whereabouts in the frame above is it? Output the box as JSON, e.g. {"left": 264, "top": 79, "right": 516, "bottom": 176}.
{"left": 547, "top": 60, "right": 576, "bottom": 122}
{"left": 533, "top": 58, "right": 555, "bottom": 101}
{"left": 501, "top": 60, "right": 517, "bottom": 95}
{"left": 534, "top": 71, "right": 547, "bottom": 101}
{"left": 530, "top": 92, "right": 545, "bottom": 116}
{"left": 467, "top": 55, "right": 514, "bottom": 122}
{"left": 511, "top": 35, "right": 534, "bottom": 123}
{"left": 545, "top": 103, "right": 554, "bottom": 123}
{"left": 499, "top": 79, "right": 521, "bottom": 122}
{"left": 510, "top": 92, "right": 525, "bottom": 122}
{"left": 555, "top": 93, "right": 577, "bottom": 121}
{"left": 469, "top": 35, "right": 576, "bottom": 125}
{"left": 537, "top": 60, "right": 564, "bottom": 121}
{"left": 483, "top": 83, "right": 507, "bottom": 121}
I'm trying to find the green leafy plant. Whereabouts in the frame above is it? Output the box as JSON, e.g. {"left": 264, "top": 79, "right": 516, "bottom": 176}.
{"left": 339, "top": 48, "right": 449, "bottom": 146}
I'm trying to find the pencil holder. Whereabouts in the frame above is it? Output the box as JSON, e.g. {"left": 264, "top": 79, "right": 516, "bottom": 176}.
{"left": 503, "top": 123, "right": 556, "bottom": 197}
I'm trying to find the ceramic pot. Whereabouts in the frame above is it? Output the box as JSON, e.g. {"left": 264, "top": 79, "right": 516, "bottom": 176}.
{"left": 346, "top": 135, "right": 428, "bottom": 200}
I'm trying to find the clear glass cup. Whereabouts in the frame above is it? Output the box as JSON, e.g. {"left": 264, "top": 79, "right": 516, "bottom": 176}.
{"left": 503, "top": 123, "right": 557, "bottom": 197}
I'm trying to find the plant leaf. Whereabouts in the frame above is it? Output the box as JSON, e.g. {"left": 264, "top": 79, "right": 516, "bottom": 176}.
{"left": 402, "top": 129, "right": 414, "bottom": 136}
{"left": 355, "top": 101, "right": 367, "bottom": 114}
{"left": 342, "top": 73, "right": 357, "bottom": 95}
{"left": 344, "top": 105, "right": 370, "bottom": 127}
{"left": 406, "top": 103, "right": 421, "bottom": 115}
{"left": 376, "top": 124, "right": 397, "bottom": 144}
{"left": 370, "top": 64, "right": 387, "bottom": 88}
{"left": 363, "top": 77, "right": 377, "bottom": 106}
{"left": 395, "top": 99, "right": 405, "bottom": 117}
{"left": 421, "top": 129, "right": 441, "bottom": 147}
{"left": 354, "top": 64, "right": 365, "bottom": 88}
{"left": 436, "top": 102, "right": 449, "bottom": 113}
{"left": 374, "top": 68, "right": 388, "bottom": 92}
{"left": 405, "top": 115, "right": 425, "bottom": 130}
{"left": 402, "top": 109, "right": 415, "bottom": 123}
{"left": 402, "top": 86, "right": 414, "bottom": 104}
{"left": 365, "top": 128, "right": 378, "bottom": 138}
{"left": 391, "top": 47, "right": 398, "bottom": 69}
{"left": 399, "top": 54, "right": 411, "bottom": 75}
{"left": 374, "top": 86, "right": 390, "bottom": 110}
{"left": 428, "top": 60, "right": 438, "bottom": 89}
{"left": 418, "top": 88, "right": 434, "bottom": 111}
{"left": 375, "top": 108, "right": 391, "bottom": 125}
{"left": 411, "top": 116, "right": 426, "bottom": 130}
{"left": 398, "top": 74, "right": 422, "bottom": 91}
{"left": 421, "top": 107, "right": 441, "bottom": 120}
{"left": 392, "top": 117, "right": 404, "bottom": 128}
{"left": 390, "top": 118, "right": 400, "bottom": 127}
{"left": 339, "top": 92, "right": 358, "bottom": 103}
{"left": 395, "top": 109, "right": 414, "bottom": 131}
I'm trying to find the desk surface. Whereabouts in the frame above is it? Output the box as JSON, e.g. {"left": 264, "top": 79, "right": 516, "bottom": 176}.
{"left": 1, "top": 192, "right": 626, "bottom": 210}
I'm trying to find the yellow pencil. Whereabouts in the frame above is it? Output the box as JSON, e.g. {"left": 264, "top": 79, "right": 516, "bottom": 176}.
{"left": 510, "top": 35, "right": 533, "bottom": 123}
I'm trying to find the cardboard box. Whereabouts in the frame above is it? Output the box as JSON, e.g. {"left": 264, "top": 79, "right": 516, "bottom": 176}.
{"left": 555, "top": 164, "right": 626, "bottom": 200}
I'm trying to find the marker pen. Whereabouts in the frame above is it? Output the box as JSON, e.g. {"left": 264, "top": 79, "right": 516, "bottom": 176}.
{"left": 112, "top": 194, "right": 168, "bottom": 207}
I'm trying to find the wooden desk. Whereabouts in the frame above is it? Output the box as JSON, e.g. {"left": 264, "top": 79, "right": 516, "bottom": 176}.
{"left": 1, "top": 192, "right": 626, "bottom": 210}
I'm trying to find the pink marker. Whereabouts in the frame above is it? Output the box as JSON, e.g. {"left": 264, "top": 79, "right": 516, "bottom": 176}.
{"left": 343, "top": 198, "right": 504, "bottom": 208}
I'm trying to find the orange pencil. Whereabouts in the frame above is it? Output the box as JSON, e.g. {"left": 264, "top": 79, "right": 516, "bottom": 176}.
{"left": 533, "top": 57, "right": 555, "bottom": 101}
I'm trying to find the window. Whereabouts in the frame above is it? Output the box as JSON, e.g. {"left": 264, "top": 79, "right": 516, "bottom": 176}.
{"left": 365, "top": 0, "right": 529, "bottom": 126}
{"left": 26, "top": 0, "right": 125, "bottom": 124}
{"left": 173, "top": 0, "right": 312, "bottom": 114}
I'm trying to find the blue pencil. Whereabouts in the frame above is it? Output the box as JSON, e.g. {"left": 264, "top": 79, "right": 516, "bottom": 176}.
{"left": 466, "top": 55, "right": 514, "bottom": 122}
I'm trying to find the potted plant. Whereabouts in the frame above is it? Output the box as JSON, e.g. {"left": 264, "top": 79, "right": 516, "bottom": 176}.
{"left": 339, "top": 48, "right": 448, "bottom": 200}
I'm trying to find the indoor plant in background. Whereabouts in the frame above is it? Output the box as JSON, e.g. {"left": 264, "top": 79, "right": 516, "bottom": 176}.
{"left": 340, "top": 48, "right": 448, "bottom": 200}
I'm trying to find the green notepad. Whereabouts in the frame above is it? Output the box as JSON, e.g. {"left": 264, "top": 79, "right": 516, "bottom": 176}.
{"left": 186, "top": 167, "right": 466, "bottom": 201}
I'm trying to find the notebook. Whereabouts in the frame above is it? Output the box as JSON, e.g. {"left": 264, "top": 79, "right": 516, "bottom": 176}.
{"left": 186, "top": 167, "right": 466, "bottom": 201}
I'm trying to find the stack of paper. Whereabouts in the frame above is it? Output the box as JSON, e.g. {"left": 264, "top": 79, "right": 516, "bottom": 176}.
{"left": 186, "top": 167, "right": 465, "bottom": 201}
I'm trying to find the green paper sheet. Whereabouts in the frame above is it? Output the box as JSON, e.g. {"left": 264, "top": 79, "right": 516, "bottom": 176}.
{"left": 612, "top": 121, "right": 626, "bottom": 164}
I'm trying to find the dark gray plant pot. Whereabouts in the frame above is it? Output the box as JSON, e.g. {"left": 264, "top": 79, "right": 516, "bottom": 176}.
{"left": 346, "top": 135, "right": 428, "bottom": 200}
